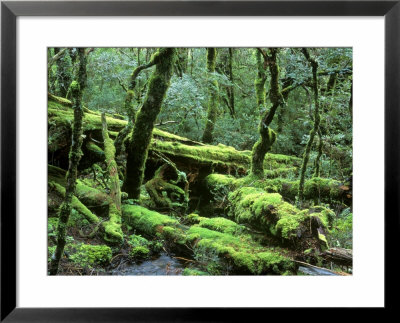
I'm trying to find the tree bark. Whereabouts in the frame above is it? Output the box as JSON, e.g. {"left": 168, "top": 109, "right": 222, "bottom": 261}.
{"left": 49, "top": 48, "right": 87, "bottom": 275}
{"left": 251, "top": 48, "right": 282, "bottom": 177}
{"left": 123, "top": 48, "right": 176, "bottom": 199}
{"left": 202, "top": 48, "right": 219, "bottom": 144}
{"left": 298, "top": 48, "right": 321, "bottom": 204}
{"left": 114, "top": 53, "right": 159, "bottom": 156}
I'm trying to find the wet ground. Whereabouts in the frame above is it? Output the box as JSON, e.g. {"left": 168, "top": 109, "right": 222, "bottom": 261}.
{"left": 111, "top": 252, "right": 186, "bottom": 275}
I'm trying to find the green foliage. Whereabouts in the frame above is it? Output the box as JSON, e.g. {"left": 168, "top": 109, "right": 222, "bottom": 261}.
{"left": 329, "top": 208, "right": 352, "bottom": 248}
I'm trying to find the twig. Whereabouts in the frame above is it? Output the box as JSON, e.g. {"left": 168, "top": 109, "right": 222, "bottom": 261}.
{"left": 172, "top": 256, "right": 196, "bottom": 263}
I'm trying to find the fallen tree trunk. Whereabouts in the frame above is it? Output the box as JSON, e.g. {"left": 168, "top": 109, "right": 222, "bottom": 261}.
{"left": 122, "top": 204, "right": 296, "bottom": 275}
{"left": 48, "top": 94, "right": 300, "bottom": 175}
{"left": 320, "top": 247, "right": 352, "bottom": 267}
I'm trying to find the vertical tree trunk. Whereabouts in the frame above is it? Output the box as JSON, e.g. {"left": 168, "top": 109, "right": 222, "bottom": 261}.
{"left": 202, "top": 48, "right": 219, "bottom": 144}
{"left": 49, "top": 48, "right": 87, "bottom": 275}
{"left": 254, "top": 50, "right": 267, "bottom": 112}
{"left": 313, "top": 128, "right": 323, "bottom": 177}
{"left": 101, "top": 113, "right": 123, "bottom": 243}
{"left": 228, "top": 48, "right": 235, "bottom": 117}
{"left": 251, "top": 48, "right": 282, "bottom": 177}
{"left": 314, "top": 70, "right": 336, "bottom": 177}
{"left": 55, "top": 48, "right": 72, "bottom": 98}
{"left": 349, "top": 79, "right": 353, "bottom": 121}
{"left": 298, "top": 48, "right": 321, "bottom": 204}
{"left": 124, "top": 48, "right": 176, "bottom": 199}
{"left": 114, "top": 53, "right": 158, "bottom": 157}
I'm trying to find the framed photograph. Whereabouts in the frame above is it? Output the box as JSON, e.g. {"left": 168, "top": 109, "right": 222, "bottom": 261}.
{"left": 1, "top": 0, "right": 398, "bottom": 320}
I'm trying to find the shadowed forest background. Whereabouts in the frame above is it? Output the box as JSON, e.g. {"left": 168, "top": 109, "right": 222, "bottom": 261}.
{"left": 48, "top": 47, "right": 352, "bottom": 276}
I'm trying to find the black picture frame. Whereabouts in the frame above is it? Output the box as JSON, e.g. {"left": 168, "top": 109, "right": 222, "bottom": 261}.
{"left": 1, "top": 0, "right": 398, "bottom": 321}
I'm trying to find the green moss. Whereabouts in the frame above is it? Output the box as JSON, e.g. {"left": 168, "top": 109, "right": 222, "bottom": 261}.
{"left": 228, "top": 186, "right": 329, "bottom": 248}
{"left": 198, "top": 217, "right": 243, "bottom": 235}
{"left": 185, "top": 213, "right": 205, "bottom": 224}
{"left": 76, "top": 180, "right": 111, "bottom": 207}
{"left": 187, "top": 226, "right": 293, "bottom": 275}
{"left": 68, "top": 243, "right": 112, "bottom": 268}
{"left": 49, "top": 102, "right": 300, "bottom": 174}
{"left": 49, "top": 181, "right": 99, "bottom": 224}
{"left": 103, "top": 203, "right": 123, "bottom": 244}
{"left": 48, "top": 164, "right": 111, "bottom": 209}
{"left": 127, "top": 234, "right": 161, "bottom": 257}
{"left": 122, "top": 204, "right": 178, "bottom": 236}
{"left": 240, "top": 177, "right": 346, "bottom": 205}
{"left": 161, "top": 226, "right": 187, "bottom": 246}
{"left": 145, "top": 165, "right": 188, "bottom": 212}
{"left": 86, "top": 141, "right": 105, "bottom": 158}
{"left": 124, "top": 48, "right": 176, "bottom": 199}
{"left": 129, "top": 246, "right": 150, "bottom": 259}
{"left": 182, "top": 268, "right": 209, "bottom": 276}
{"left": 205, "top": 174, "right": 237, "bottom": 188}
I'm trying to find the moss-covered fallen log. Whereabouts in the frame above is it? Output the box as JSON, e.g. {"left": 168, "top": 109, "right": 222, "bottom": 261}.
{"left": 204, "top": 173, "right": 351, "bottom": 208}
{"left": 48, "top": 95, "right": 300, "bottom": 174}
{"left": 48, "top": 181, "right": 99, "bottom": 225}
{"left": 49, "top": 164, "right": 112, "bottom": 210}
{"left": 228, "top": 187, "right": 332, "bottom": 251}
{"left": 262, "top": 177, "right": 351, "bottom": 205}
{"left": 122, "top": 204, "right": 296, "bottom": 275}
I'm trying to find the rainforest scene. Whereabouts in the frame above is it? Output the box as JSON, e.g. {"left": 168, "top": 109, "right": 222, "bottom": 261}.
{"left": 47, "top": 47, "right": 352, "bottom": 276}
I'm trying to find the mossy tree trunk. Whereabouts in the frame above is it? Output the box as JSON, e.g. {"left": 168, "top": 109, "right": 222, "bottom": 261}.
{"left": 55, "top": 48, "right": 72, "bottom": 98}
{"left": 313, "top": 128, "right": 323, "bottom": 177}
{"left": 101, "top": 113, "right": 124, "bottom": 243}
{"left": 176, "top": 48, "right": 188, "bottom": 77}
{"left": 298, "top": 48, "right": 321, "bottom": 204}
{"left": 114, "top": 56, "right": 159, "bottom": 156}
{"left": 202, "top": 48, "right": 219, "bottom": 144}
{"left": 254, "top": 50, "right": 267, "bottom": 113}
{"left": 349, "top": 78, "right": 353, "bottom": 121}
{"left": 124, "top": 48, "right": 176, "bottom": 200}
{"left": 228, "top": 48, "right": 235, "bottom": 117}
{"left": 314, "top": 70, "right": 337, "bottom": 177}
{"left": 251, "top": 48, "right": 283, "bottom": 177}
{"left": 217, "top": 48, "right": 235, "bottom": 118}
{"left": 49, "top": 48, "right": 87, "bottom": 275}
